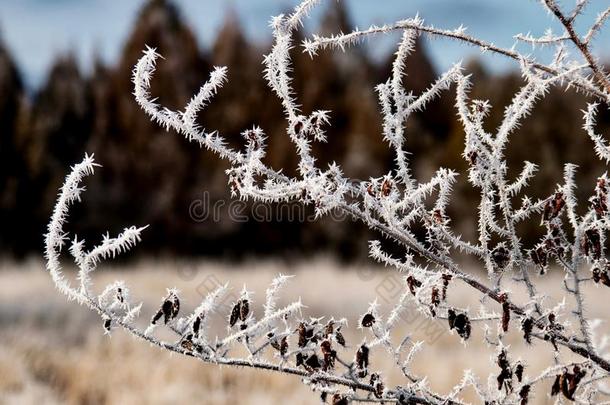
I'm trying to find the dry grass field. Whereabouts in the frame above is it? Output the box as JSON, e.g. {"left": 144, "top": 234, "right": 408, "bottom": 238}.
{"left": 1, "top": 257, "right": 608, "bottom": 404}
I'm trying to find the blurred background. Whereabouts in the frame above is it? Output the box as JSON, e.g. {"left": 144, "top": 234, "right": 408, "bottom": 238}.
{"left": 1, "top": 1, "right": 610, "bottom": 404}
{"left": 0, "top": 0, "right": 609, "bottom": 260}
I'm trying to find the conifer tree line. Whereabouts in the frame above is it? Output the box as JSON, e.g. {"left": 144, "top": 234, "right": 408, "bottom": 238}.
{"left": 2, "top": 0, "right": 609, "bottom": 258}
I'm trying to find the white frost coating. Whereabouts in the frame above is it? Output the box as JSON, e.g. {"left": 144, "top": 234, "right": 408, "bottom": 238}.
{"left": 45, "top": 0, "right": 610, "bottom": 403}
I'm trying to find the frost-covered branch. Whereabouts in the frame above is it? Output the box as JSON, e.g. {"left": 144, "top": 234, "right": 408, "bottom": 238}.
{"left": 45, "top": 0, "right": 610, "bottom": 403}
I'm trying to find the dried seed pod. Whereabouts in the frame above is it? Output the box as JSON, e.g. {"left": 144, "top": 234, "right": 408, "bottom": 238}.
{"left": 324, "top": 320, "right": 334, "bottom": 337}
{"left": 448, "top": 309, "right": 456, "bottom": 329}
{"left": 545, "top": 313, "right": 560, "bottom": 351}
{"left": 582, "top": 228, "right": 602, "bottom": 260}
{"left": 555, "top": 366, "right": 586, "bottom": 400}
{"left": 361, "top": 313, "right": 376, "bottom": 328}
{"left": 499, "top": 293, "right": 510, "bottom": 333}
{"left": 448, "top": 309, "right": 471, "bottom": 340}
{"left": 152, "top": 291, "right": 180, "bottom": 325}
{"left": 270, "top": 336, "right": 288, "bottom": 356}
{"left": 181, "top": 334, "right": 194, "bottom": 352}
{"left": 542, "top": 192, "right": 565, "bottom": 223}
{"left": 180, "top": 334, "right": 203, "bottom": 353}
{"left": 467, "top": 150, "right": 477, "bottom": 165}
{"left": 381, "top": 178, "right": 392, "bottom": 197}
{"left": 331, "top": 394, "right": 349, "bottom": 405}
{"left": 229, "top": 178, "right": 240, "bottom": 194}
{"left": 551, "top": 374, "right": 561, "bottom": 396}
{"left": 292, "top": 120, "right": 304, "bottom": 135}
{"left": 519, "top": 384, "right": 530, "bottom": 405}
{"left": 320, "top": 340, "right": 336, "bottom": 371}
{"left": 279, "top": 336, "right": 288, "bottom": 356}
{"left": 496, "top": 349, "right": 513, "bottom": 393}
{"left": 370, "top": 373, "right": 384, "bottom": 399}
{"left": 590, "top": 195, "right": 607, "bottom": 218}
{"left": 407, "top": 276, "right": 422, "bottom": 295}
{"left": 593, "top": 264, "right": 610, "bottom": 287}
{"left": 355, "top": 344, "right": 369, "bottom": 378}
{"left": 455, "top": 313, "right": 471, "bottom": 340}
{"left": 601, "top": 269, "right": 610, "bottom": 287}
{"left": 296, "top": 322, "right": 318, "bottom": 348}
{"left": 229, "top": 303, "right": 241, "bottom": 327}
{"left": 441, "top": 274, "right": 452, "bottom": 301}
{"left": 116, "top": 287, "right": 124, "bottom": 303}
{"left": 103, "top": 317, "right": 111, "bottom": 332}
{"left": 304, "top": 353, "right": 321, "bottom": 371}
{"left": 366, "top": 183, "right": 376, "bottom": 197}
{"left": 515, "top": 362, "right": 524, "bottom": 382}
{"left": 552, "top": 192, "right": 566, "bottom": 216}
{"left": 492, "top": 245, "right": 510, "bottom": 270}
{"left": 552, "top": 367, "right": 586, "bottom": 400}
{"left": 239, "top": 299, "right": 249, "bottom": 322}
{"left": 521, "top": 318, "right": 533, "bottom": 344}
{"left": 229, "top": 299, "right": 250, "bottom": 327}
{"left": 432, "top": 209, "right": 445, "bottom": 225}
{"left": 335, "top": 328, "right": 346, "bottom": 347}
{"left": 297, "top": 322, "right": 307, "bottom": 347}
{"left": 320, "top": 340, "right": 331, "bottom": 354}
{"left": 192, "top": 314, "right": 202, "bottom": 338}
{"left": 530, "top": 245, "right": 548, "bottom": 274}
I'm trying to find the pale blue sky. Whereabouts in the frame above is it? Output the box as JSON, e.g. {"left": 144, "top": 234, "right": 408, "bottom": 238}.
{"left": 0, "top": 0, "right": 608, "bottom": 89}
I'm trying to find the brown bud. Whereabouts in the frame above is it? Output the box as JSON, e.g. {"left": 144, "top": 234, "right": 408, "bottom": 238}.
{"left": 530, "top": 245, "right": 548, "bottom": 274}
{"left": 229, "top": 299, "right": 250, "bottom": 327}
{"left": 229, "top": 303, "right": 241, "bottom": 327}
{"left": 519, "top": 384, "right": 530, "bottom": 405}
{"left": 492, "top": 245, "right": 510, "bottom": 270}
{"left": 355, "top": 344, "right": 369, "bottom": 378}
{"left": 582, "top": 228, "right": 602, "bottom": 260}
{"left": 324, "top": 320, "right": 334, "bottom": 337}
{"left": 152, "top": 292, "right": 180, "bottom": 325}
{"left": 370, "top": 373, "right": 384, "bottom": 399}
{"left": 521, "top": 318, "right": 533, "bottom": 344}
{"left": 331, "top": 394, "right": 349, "bottom": 405}
{"left": 499, "top": 293, "right": 510, "bottom": 333}
{"left": 361, "top": 313, "right": 376, "bottom": 328}
{"left": 103, "top": 317, "right": 111, "bottom": 332}
{"left": 321, "top": 340, "right": 336, "bottom": 371}
{"left": 407, "top": 276, "right": 422, "bottom": 295}
{"left": 467, "top": 150, "right": 477, "bottom": 165}
{"left": 366, "top": 183, "right": 376, "bottom": 197}
{"left": 192, "top": 314, "right": 203, "bottom": 338}
{"left": 496, "top": 349, "right": 513, "bottom": 393}
{"left": 381, "top": 178, "right": 392, "bottom": 197}
{"left": 515, "top": 362, "right": 524, "bottom": 382}
{"left": 335, "top": 329, "right": 346, "bottom": 347}
{"left": 441, "top": 274, "right": 452, "bottom": 301}
{"left": 448, "top": 309, "right": 471, "bottom": 340}
{"left": 239, "top": 299, "right": 250, "bottom": 321}
{"left": 304, "top": 353, "right": 321, "bottom": 371}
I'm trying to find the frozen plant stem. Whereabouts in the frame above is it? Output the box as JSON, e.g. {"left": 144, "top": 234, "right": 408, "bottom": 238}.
{"left": 46, "top": 0, "right": 610, "bottom": 403}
